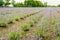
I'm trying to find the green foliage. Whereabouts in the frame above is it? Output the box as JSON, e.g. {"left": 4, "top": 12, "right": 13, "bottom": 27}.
{"left": 11, "top": 0, "right": 46, "bottom": 7}
{"left": 26, "top": 14, "right": 30, "bottom": 17}
{"left": 11, "top": 0, "right": 15, "bottom": 7}
{"left": 28, "top": 20, "right": 34, "bottom": 27}
{"left": 20, "top": 23, "right": 30, "bottom": 31}
{"left": 8, "top": 31, "right": 20, "bottom": 40}
{"left": 15, "top": 18, "right": 19, "bottom": 21}
{"left": 32, "top": 17, "right": 38, "bottom": 20}
{"left": 8, "top": 18, "right": 13, "bottom": 24}
{"left": 14, "top": 3, "right": 24, "bottom": 7}
{"left": 57, "top": 4, "right": 60, "bottom": 7}
{"left": 0, "top": 0, "right": 58, "bottom": 7}
{"left": 14, "top": 16, "right": 20, "bottom": 21}
{"left": 8, "top": 31, "right": 26, "bottom": 40}
{"left": 4, "top": 0, "right": 10, "bottom": 7}
{"left": 34, "top": 29, "right": 46, "bottom": 37}
{"left": 24, "top": 0, "right": 44, "bottom": 7}
{"left": 0, "top": 21, "right": 7, "bottom": 27}
{"left": 20, "top": 16, "right": 24, "bottom": 20}
{"left": 0, "top": 0, "right": 4, "bottom": 7}
{"left": 1, "top": 0, "right": 48, "bottom": 7}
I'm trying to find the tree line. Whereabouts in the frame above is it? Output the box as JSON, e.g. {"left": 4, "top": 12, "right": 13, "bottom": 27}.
{"left": 0, "top": 0, "right": 48, "bottom": 7}
{"left": 0, "top": 0, "right": 60, "bottom": 7}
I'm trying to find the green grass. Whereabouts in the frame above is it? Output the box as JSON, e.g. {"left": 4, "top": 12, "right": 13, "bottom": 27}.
{"left": 8, "top": 31, "right": 26, "bottom": 40}
{"left": 15, "top": 18, "right": 19, "bottom": 21}
{"left": 0, "top": 21, "right": 8, "bottom": 27}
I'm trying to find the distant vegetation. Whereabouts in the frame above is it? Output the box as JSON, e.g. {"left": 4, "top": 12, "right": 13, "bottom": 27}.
{"left": 0, "top": 0, "right": 48, "bottom": 7}
{"left": 0, "top": 0, "right": 60, "bottom": 7}
{"left": 57, "top": 4, "right": 60, "bottom": 7}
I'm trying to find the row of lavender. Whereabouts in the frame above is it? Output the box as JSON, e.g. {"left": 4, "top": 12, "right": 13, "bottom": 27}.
{"left": 0, "top": 8, "right": 44, "bottom": 24}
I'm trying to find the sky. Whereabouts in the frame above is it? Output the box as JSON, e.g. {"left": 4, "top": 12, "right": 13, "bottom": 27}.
{"left": 15, "top": 0, "right": 60, "bottom": 6}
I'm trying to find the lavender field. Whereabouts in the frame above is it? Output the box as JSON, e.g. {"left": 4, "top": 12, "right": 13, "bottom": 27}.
{"left": 0, "top": 8, "right": 60, "bottom": 40}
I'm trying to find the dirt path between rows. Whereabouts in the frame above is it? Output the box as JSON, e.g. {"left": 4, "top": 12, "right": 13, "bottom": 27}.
{"left": 21, "top": 9, "right": 51, "bottom": 40}
{"left": 0, "top": 8, "right": 60, "bottom": 40}
{"left": 24, "top": 8, "right": 60, "bottom": 40}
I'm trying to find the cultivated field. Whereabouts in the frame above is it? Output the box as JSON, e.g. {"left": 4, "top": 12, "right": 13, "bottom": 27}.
{"left": 0, "top": 7, "right": 60, "bottom": 40}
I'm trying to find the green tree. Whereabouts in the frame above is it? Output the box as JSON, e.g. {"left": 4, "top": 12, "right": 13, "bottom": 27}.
{"left": 0, "top": 0, "right": 4, "bottom": 7}
{"left": 58, "top": 4, "right": 60, "bottom": 7}
{"left": 24, "top": 0, "right": 44, "bottom": 7}
{"left": 11, "top": 0, "right": 15, "bottom": 7}
{"left": 14, "top": 3, "right": 24, "bottom": 7}
{"left": 24, "top": 0, "right": 32, "bottom": 7}
{"left": 34, "top": 1, "right": 44, "bottom": 7}
{"left": 4, "top": 0, "right": 10, "bottom": 7}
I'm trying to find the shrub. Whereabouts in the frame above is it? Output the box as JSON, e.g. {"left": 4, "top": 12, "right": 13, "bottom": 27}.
{"left": 15, "top": 18, "right": 19, "bottom": 21}
{"left": 28, "top": 20, "right": 34, "bottom": 27}
{"left": 14, "top": 16, "right": 20, "bottom": 21}
{"left": 8, "top": 31, "right": 20, "bottom": 40}
{"left": 8, "top": 19, "right": 13, "bottom": 24}
{"left": 8, "top": 31, "right": 26, "bottom": 40}
{"left": 20, "top": 16, "right": 24, "bottom": 20}
{"left": 20, "top": 23, "right": 30, "bottom": 31}
{"left": 26, "top": 14, "right": 30, "bottom": 17}
{"left": 0, "top": 21, "right": 7, "bottom": 27}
